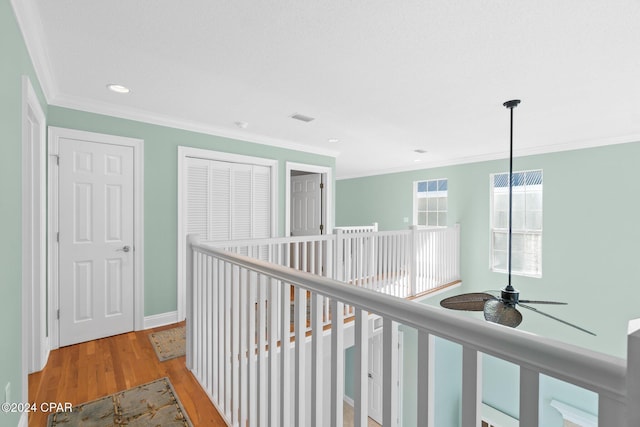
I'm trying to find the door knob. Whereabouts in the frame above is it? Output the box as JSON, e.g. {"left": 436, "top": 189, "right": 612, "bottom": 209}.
{"left": 117, "top": 245, "right": 131, "bottom": 253}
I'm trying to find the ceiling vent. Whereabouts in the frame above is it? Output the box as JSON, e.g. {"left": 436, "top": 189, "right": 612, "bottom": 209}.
{"left": 414, "top": 149, "right": 428, "bottom": 154}
{"left": 290, "top": 113, "right": 315, "bottom": 122}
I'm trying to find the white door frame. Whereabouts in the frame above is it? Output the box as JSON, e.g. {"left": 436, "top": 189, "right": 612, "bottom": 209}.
{"left": 177, "top": 146, "right": 278, "bottom": 321}
{"left": 21, "top": 76, "right": 47, "bottom": 405}
{"left": 48, "top": 127, "right": 144, "bottom": 349}
{"left": 285, "top": 162, "right": 333, "bottom": 236}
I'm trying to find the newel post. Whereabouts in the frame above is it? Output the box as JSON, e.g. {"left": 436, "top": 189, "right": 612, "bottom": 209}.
{"left": 409, "top": 225, "right": 418, "bottom": 297}
{"left": 334, "top": 228, "right": 344, "bottom": 282}
{"left": 627, "top": 319, "right": 640, "bottom": 426}
{"left": 185, "top": 233, "right": 199, "bottom": 370}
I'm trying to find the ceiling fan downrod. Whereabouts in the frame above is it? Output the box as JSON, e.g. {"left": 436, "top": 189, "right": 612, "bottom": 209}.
{"left": 502, "top": 99, "right": 520, "bottom": 293}
{"left": 439, "top": 99, "right": 595, "bottom": 335}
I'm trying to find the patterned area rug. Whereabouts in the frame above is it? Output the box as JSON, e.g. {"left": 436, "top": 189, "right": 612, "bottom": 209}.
{"left": 148, "top": 326, "right": 186, "bottom": 361}
{"left": 47, "top": 377, "right": 192, "bottom": 426}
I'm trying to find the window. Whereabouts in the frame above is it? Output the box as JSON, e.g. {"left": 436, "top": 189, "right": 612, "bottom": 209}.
{"left": 490, "top": 170, "right": 542, "bottom": 277}
{"left": 414, "top": 178, "right": 447, "bottom": 227}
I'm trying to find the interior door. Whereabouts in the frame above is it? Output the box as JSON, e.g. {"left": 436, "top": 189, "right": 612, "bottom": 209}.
{"left": 368, "top": 331, "right": 383, "bottom": 424}
{"left": 290, "top": 173, "right": 322, "bottom": 236}
{"left": 58, "top": 138, "right": 134, "bottom": 346}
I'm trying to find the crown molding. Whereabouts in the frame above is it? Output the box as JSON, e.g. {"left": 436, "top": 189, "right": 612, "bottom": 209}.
{"left": 336, "top": 133, "right": 640, "bottom": 180}
{"left": 10, "top": 0, "right": 57, "bottom": 103}
{"left": 50, "top": 93, "right": 340, "bottom": 159}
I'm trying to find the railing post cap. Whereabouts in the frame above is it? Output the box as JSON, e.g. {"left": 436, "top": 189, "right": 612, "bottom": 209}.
{"left": 628, "top": 318, "right": 640, "bottom": 336}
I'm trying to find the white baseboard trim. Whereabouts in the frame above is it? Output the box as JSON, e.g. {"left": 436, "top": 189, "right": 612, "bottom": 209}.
{"left": 143, "top": 311, "right": 179, "bottom": 330}
{"left": 18, "top": 412, "right": 28, "bottom": 427}
{"left": 39, "top": 337, "right": 50, "bottom": 371}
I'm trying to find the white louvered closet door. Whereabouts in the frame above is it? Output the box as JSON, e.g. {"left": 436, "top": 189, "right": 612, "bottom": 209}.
{"left": 186, "top": 158, "right": 210, "bottom": 238}
{"left": 186, "top": 157, "right": 272, "bottom": 242}
{"left": 252, "top": 165, "right": 272, "bottom": 239}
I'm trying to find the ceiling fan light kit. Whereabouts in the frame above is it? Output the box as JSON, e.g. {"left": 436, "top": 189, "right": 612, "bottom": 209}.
{"left": 440, "top": 100, "right": 595, "bottom": 336}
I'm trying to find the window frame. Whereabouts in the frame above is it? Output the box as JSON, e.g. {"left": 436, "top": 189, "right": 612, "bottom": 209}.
{"left": 413, "top": 178, "right": 448, "bottom": 228}
{"left": 489, "top": 169, "right": 543, "bottom": 278}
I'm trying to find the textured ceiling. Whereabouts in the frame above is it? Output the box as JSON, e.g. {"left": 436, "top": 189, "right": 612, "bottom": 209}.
{"left": 14, "top": 0, "right": 640, "bottom": 178}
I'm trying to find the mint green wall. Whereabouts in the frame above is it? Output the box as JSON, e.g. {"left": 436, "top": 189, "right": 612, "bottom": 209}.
{"left": 48, "top": 106, "right": 335, "bottom": 316}
{"left": 337, "top": 143, "right": 640, "bottom": 425}
{"left": 1, "top": 1, "right": 48, "bottom": 425}
{"left": 338, "top": 142, "right": 640, "bottom": 355}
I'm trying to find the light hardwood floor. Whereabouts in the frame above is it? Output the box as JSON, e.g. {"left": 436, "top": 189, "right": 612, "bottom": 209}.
{"left": 28, "top": 322, "right": 226, "bottom": 426}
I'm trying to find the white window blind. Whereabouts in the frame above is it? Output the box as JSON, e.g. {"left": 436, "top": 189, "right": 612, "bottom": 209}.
{"left": 186, "top": 157, "right": 272, "bottom": 241}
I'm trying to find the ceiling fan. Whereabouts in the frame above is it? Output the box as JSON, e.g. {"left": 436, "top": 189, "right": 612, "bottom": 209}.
{"left": 440, "top": 100, "right": 595, "bottom": 336}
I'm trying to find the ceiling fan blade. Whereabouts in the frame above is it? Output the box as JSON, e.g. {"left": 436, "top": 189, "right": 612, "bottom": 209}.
{"left": 483, "top": 299, "right": 523, "bottom": 327}
{"left": 518, "top": 300, "right": 567, "bottom": 305}
{"left": 440, "top": 293, "right": 496, "bottom": 311}
{"left": 518, "top": 303, "right": 596, "bottom": 336}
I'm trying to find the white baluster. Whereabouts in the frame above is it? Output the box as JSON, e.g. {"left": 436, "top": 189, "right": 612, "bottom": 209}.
{"left": 383, "top": 318, "right": 398, "bottom": 427}
{"left": 461, "top": 347, "right": 482, "bottom": 427}
{"left": 196, "top": 252, "right": 203, "bottom": 379}
{"left": 311, "top": 292, "right": 324, "bottom": 427}
{"left": 519, "top": 366, "right": 539, "bottom": 427}
{"left": 224, "top": 261, "right": 232, "bottom": 417}
{"left": 268, "top": 277, "right": 279, "bottom": 427}
{"left": 248, "top": 271, "right": 257, "bottom": 427}
{"left": 599, "top": 393, "right": 626, "bottom": 427}
{"left": 354, "top": 307, "right": 369, "bottom": 427}
{"left": 331, "top": 300, "right": 345, "bottom": 426}
{"left": 232, "top": 265, "right": 241, "bottom": 426}
{"left": 205, "top": 255, "right": 212, "bottom": 394}
{"left": 185, "top": 236, "right": 195, "bottom": 370}
{"left": 257, "top": 274, "right": 267, "bottom": 426}
{"left": 417, "top": 331, "right": 435, "bottom": 427}
{"left": 212, "top": 258, "right": 220, "bottom": 402}
{"left": 295, "top": 286, "right": 306, "bottom": 426}
{"left": 280, "top": 282, "right": 291, "bottom": 427}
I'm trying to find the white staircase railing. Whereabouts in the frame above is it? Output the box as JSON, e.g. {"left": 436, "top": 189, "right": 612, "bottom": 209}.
{"left": 186, "top": 235, "right": 634, "bottom": 427}
{"left": 207, "top": 224, "right": 461, "bottom": 300}
{"left": 333, "top": 222, "right": 379, "bottom": 233}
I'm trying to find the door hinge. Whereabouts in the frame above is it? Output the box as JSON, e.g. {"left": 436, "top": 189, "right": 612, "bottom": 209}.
{"left": 55, "top": 155, "right": 59, "bottom": 166}
{"left": 56, "top": 232, "right": 59, "bottom": 242}
{"left": 320, "top": 182, "right": 324, "bottom": 189}
{"left": 57, "top": 309, "right": 60, "bottom": 320}
{"left": 319, "top": 224, "right": 324, "bottom": 233}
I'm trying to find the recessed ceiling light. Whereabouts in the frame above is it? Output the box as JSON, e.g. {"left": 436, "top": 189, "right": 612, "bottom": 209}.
{"left": 290, "top": 113, "right": 315, "bottom": 122}
{"left": 414, "top": 159, "right": 423, "bottom": 163}
{"left": 235, "top": 121, "right": 249, "bottom": 129}
{"left": 107, "top": 84, "right": 130, "bottom": 94}
{"left": 328, "top": 138, "right": 340, "bottom": 143}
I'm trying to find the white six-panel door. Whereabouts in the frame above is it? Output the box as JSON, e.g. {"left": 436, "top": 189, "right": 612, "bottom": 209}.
{"left": 58, "top": 138, "right": 134, "bottom": 346}
{"left": 368, "top": 331, "right": 384, "bottom": 424}
{"left": 290, "top": 173, "right": 322, "bottom": 236}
